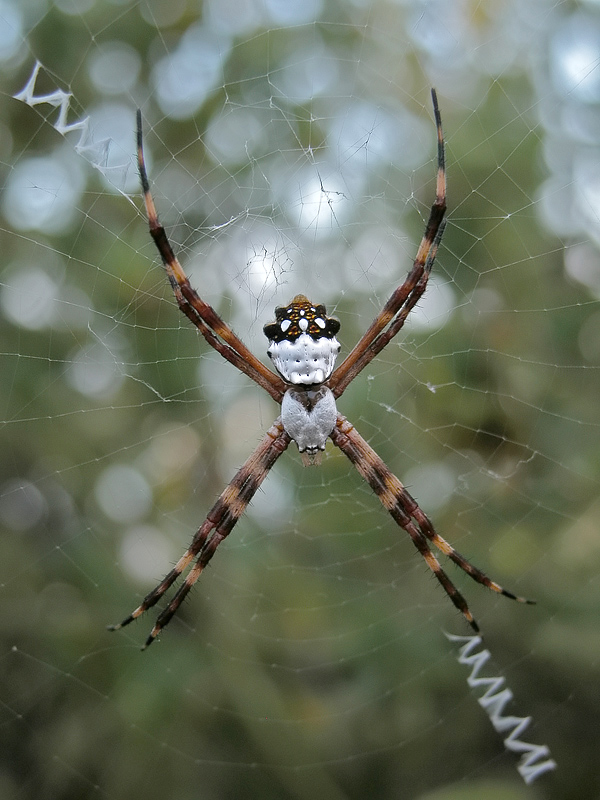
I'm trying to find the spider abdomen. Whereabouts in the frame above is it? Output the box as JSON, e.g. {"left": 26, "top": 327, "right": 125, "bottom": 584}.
{"left": 281, "top": 386, "right": 337, "bottom": 465}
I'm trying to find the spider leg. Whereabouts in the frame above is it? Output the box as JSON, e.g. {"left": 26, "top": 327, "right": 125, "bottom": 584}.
{"left": 399, "top": 491, "right": 534, "bottom": 604}
{"left": 330, "top": 415, "right": 533, "bottom": 632}
{"left": 136, "top": 110, "right": 285, "bottom": 404}
{"left": 109, "top": 419, "right": 291, "bottom": 648}
{"left": 329, "top": 89, "right": 447, "bottom": 399}
{"left": 332, "top": 218, "right": 446, "bottom": 397}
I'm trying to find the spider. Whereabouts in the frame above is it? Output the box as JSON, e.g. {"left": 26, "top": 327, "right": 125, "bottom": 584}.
{"left": 109, "top": 90, "right": 533, "bottom": 649}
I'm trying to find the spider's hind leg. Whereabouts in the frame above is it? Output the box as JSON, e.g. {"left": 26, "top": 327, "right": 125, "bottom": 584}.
{"left": 330, "top": 415, "right": 534, "bottom": 633}
{"left": 406, "top": 502, "right": 535, "bottom": 605}
{"left": 107, "top": 548, "right": 200, "bottom": 632}
{"left": 109, "top": 420, "right": 291, "bottom": 648}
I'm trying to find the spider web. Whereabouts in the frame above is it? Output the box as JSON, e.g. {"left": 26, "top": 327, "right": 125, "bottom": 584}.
{"left": 0, "top": 0, "right": 598, "bottom": 798}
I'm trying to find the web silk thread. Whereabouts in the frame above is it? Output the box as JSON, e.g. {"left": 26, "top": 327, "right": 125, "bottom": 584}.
{"left": 445, "top": 632, "right": 556, "bottom": 784}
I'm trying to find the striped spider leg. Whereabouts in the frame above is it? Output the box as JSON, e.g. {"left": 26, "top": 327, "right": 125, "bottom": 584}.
{"left": 110, "top": 91, "right": 532, "bottom": 648}
{"left": 328, "top": 89, "right": 447, "bottom": 399}
{"left": 109, "top": 420, "right": 290, "bottom": 649}
{"left": 330, "top": 416, "right": 534, "bottom": 633}
{"left": 133, "top": 111, "right": 286, "bottom": 406}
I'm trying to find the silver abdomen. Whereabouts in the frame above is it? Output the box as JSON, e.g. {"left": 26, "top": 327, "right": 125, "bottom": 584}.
{"left": 281, "top": 386, "right": 337, "bottom": 464}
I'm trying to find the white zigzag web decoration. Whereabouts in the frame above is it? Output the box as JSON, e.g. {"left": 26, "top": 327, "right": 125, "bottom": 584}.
{"left": 446, "top": 633, "right": 557, "bottom": 784}
{"left": 13, "top": 60, "right": 131, "bottom": 189}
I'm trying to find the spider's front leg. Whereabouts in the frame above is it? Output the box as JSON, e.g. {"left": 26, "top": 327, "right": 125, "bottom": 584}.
{"left": 136, "top": 110, "right": 285, "bottom": 405}
{"left": 329, "top": 88, "right": 447, "bottom": 399}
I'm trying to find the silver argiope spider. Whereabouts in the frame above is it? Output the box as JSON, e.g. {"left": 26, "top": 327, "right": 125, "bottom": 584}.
{"left": 110, "top": 90, "right": 533, "bottom": 649}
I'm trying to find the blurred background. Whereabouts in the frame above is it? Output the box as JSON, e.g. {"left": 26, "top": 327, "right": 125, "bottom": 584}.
{"left": 1, "top": 0, "right": 599, "bottom": 798}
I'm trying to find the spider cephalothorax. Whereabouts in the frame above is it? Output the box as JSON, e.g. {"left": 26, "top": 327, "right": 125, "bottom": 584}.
{"left": 110, "top": 91, "right": 533, "bottom": 649}
{"left": 263, "top": 294, "right": 341, "bottom": 385}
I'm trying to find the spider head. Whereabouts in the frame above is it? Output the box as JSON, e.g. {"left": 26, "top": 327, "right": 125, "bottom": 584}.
{"left": 264, "top": 294, "right": 341, "bottom": 385}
